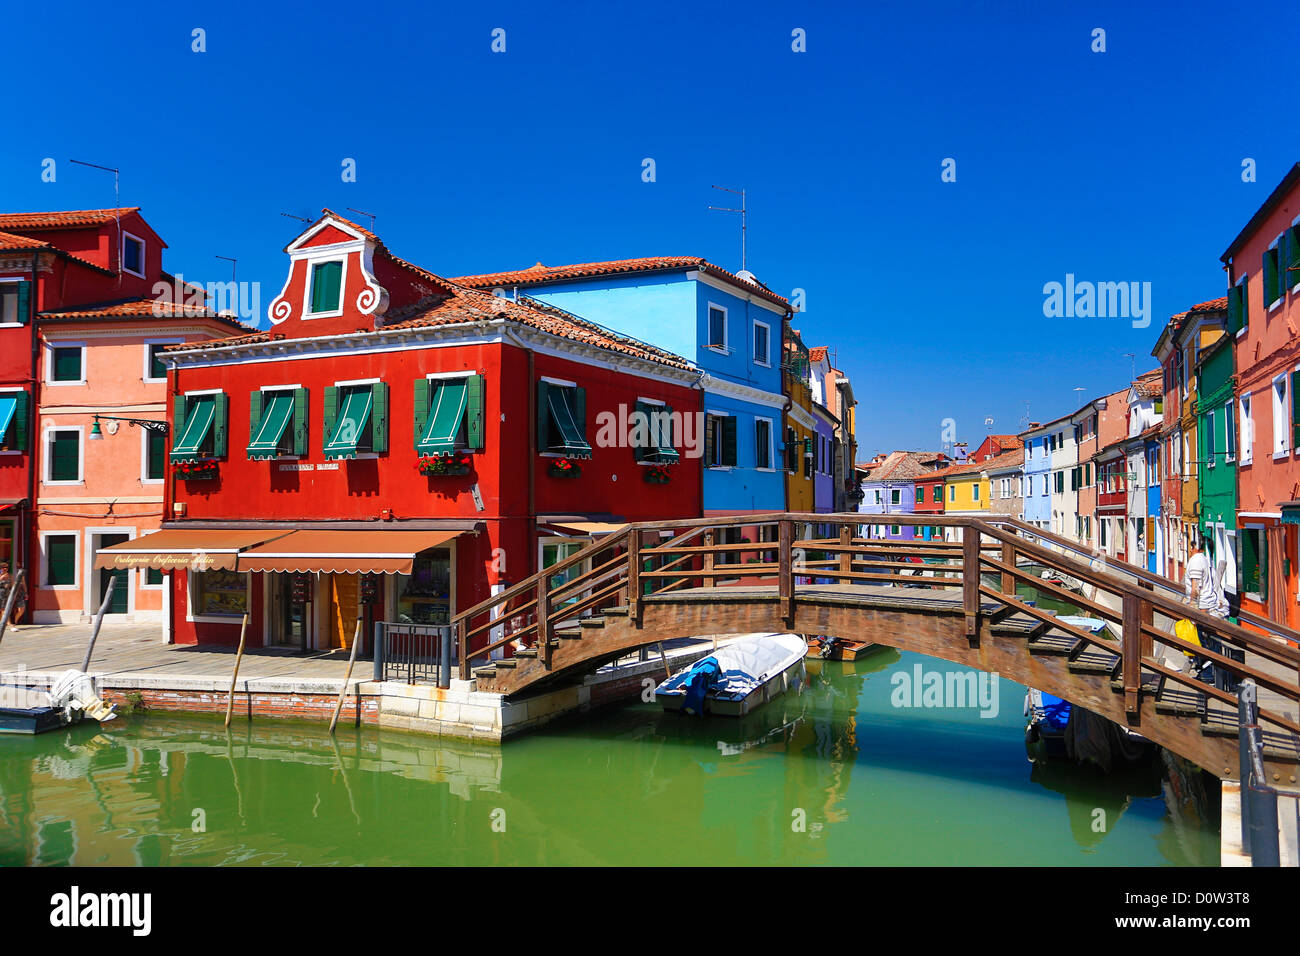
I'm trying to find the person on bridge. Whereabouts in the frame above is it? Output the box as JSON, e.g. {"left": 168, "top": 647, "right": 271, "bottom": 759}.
{"left": 1182, "top": 544, "right": 1237, "bottom": 693}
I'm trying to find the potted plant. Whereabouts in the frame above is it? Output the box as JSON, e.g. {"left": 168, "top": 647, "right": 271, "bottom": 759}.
{"left": 548, "top": 458, "right": 581, "bottom": 479}
{"left": 418, "top": 451, "right": 473, "bottom": 477}
{"left": 643, "top": 464, "right": 672, "bottom": 484}
{"left": 175, "top": 458, "right": 219, "bottom": 480}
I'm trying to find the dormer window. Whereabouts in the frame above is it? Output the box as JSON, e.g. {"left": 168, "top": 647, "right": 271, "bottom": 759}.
{"left": 121, "top": 232, "right": 145, "bottom": 278}
{"left": 307, "top": 260, "right": 344, "bottom": 315}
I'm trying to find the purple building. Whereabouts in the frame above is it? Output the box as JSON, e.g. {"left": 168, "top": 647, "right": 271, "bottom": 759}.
{"left": 857, "top": 450, "right": 948, "bottom": 539}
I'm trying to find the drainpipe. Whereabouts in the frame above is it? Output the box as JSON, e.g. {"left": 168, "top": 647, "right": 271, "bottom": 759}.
{"left": 23, "top": 253, "right": 38, "bottom": 622}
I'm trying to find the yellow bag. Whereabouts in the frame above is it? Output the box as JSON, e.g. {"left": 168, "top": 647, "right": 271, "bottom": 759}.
{"left": 1174, "top": 618, "right": 1201, "bottom": 657}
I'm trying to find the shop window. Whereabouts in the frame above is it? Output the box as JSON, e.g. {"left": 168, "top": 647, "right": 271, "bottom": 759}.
{"left": 1240, "top": 527, "right": 1267, "bottom": 597}
{"left": 191, "top": 570, "right": 248, "bottom": 617}
{"left": 395, "top": 550, "right": 453, "bottom": 624}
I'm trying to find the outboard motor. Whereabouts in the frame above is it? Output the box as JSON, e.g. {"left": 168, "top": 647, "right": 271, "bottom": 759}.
{"left": 46, "top": 670, "right": 116, "bottom": 724}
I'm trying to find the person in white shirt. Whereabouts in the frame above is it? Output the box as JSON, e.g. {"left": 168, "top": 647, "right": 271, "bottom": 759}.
{"left": 1182, "top": 544, "right": 1237, "bottom": 691}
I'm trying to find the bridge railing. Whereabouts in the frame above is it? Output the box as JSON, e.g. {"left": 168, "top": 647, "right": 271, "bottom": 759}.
{"left": 453, "top": 513, "right": 1300, "bottom": 744}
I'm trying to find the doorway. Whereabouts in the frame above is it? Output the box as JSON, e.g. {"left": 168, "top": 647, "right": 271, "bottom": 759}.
{"left": 96, "top": 533, "right": 130, "bottom": 614}
{"left": 269, "top": 572, "right": 309, "bottom": 649}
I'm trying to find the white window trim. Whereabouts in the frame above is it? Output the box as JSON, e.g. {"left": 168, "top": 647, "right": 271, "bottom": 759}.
{"left": 184, "top": 387, "right": 224, "bottom": 397}
{"left": 186, "top": 569, "right": 253, "bottom": 625}
{"left": 43, "top": 425, "right": 84, "bottom": 486}
{"left": 140, "top": 426, "right": 164, "bottom": 485}
{"left": 143, "top": 337, "right": 184, "bottom": 383}
{"left": 752, "top": 319, "right": 771, "bottom": 367}
{"left": 303, "top": 256, "right": 349, "bottom": 319}
{"left": 1266, "top": 236, "right": 1284, "bottom": 313}
{"left": 121, "top": 230, "right": 147, "bottom": 279}
{"left": 85, "top": 526, "right": 139, "bottom": 614}
{"left": 706, "top": 302, "right": 729, "bottom": 354}
{"left": 754, "top": 415, "right": 774, "bottom": 471}
{"left": 1239, "top": 393, "right": 1253, "bottom": 465}
{"left": 540, "top": 375, "right": 577, "bottom": 388}
{"left": 1271, "top": 372, "right": 1290, "bottom": 458}
{"left": 0, "top": 277, "right": 25, "bottom": 328}
{"left": 704, "top": 409, "right": 734, "bottom": 470}
{"left": 45, "top": 341, "right": 87, "bottom": 386}
{"left": 39, "top": 530, "right": 79, "bottom": 591}
{"left": 1234, "top": 274, "right": 1249, "bottom": 339}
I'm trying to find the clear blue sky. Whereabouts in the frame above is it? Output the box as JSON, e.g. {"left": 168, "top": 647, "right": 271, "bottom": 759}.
{"left": 5, "top": 0, "right": 1296, "bottom": 458}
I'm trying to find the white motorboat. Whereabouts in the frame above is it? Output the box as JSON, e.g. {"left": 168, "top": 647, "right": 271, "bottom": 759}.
{"left": 655, "top": 633, "right": 807, "bottom": 717}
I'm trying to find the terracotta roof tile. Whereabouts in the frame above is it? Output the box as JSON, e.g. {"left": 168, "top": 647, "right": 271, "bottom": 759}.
{"left": 0, "top": 230, "right": 50, "bottom": 251}
{"left": 808, "top": 346, "right": 829, "bottom": 363}
{"left": 0, "top": 208, "right": 140, "bottom": 230}
{"left": 451, "top": 257, "right": 790, "bottom": 310}
{"left": 39, "top": 296, "right": 252, "bottom": 330}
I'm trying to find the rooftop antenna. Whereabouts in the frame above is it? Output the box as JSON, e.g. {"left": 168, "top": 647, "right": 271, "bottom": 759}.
{"left": 215, "top": 255, "right": 237, "bottom": 282}
{"left": 69, "top": 158, "right": 121, "bottom": 283}
{"left": 280, "top": 212, "right": 311, "bottom": 223}
{"left": 1019, "top": 401, "right": 1031, "bottom": 429}
{"left": 708, "top": 185, "right": 747, "bottom": 273}
{"left": 1122, "top": 352, "right": 1135, "bottom": 382}
{"left": 346, "top": 207, "right": 377, "bottom": 232}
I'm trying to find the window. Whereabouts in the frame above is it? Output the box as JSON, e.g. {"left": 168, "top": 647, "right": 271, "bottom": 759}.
{"left": 949, "top": 486, "right": 956, "bottom": 502}
{"left": 916, "top": 485, "right": 924, "bottom": 502}
{"left": 418, "top": 376, "right": 484, "bottom": 456}
{"left": 145, "top": 567, "right": 163, "bottom": 586}
{"left": 1227, "top": 277, "right": 1248, "bottom": 334}
{"left": 0, "top": 281, "right": 30, "bottom": 325}
{"left": 145, "top": 428, "right": 166, "bottom": 481}
{"left": 972, "top": 484, "right": 980, "bottom": 502}
{"left": 308, "top": 260, "right": 344, "bottom": 315}
{"left": 248, "top": 387, "right": 308, "bottom": 460}
{"left": 873, "top": 489, "right": 882, "bottom": 505}
{"left": 754, "top": 418, "right": 772, "bottom": 469}
{"left": 1263, "top": 242, "right": 1282, "bottom": 309}
{"left": 1240, "top": 394, "right": 1253, "bottom": 464}
{"left": 705, "top": 414, "right": 736, "bottom": 468}
{"left": 0, "top": 390, "right": 28, "bottom": 452}
{"left": 44, "top": 534, "right": 76, "bottom": 587}
{"left": 1225, "top": 402, "right": 1236, "bottom": 462}
{"left": 191, "top": 570, "right": 249, "bottom": 618}
{"left": 1272, "top": 374, "right": 1290, "bottom": 456}
{"left": 121, "top": 232, "right": 145, "bottom": 278}
{"left": 145, "top": 343, "right": 170, "bottom": 381}
{"left": 890, "top": 489, "right": 901, "bottom": 505}
{"left": 325, "top": 382, "right": 388, "bottom": 459}
{"left": 707, "top": 305, "right": 727, "bottom": 351}
{"left": 1204, "top": 410, "right": 1216, "bottom": 468}
{"left": 890, "top": 525, "right": 901, "bottom": 536}
{"left": 1240, "top": 526, "right": 1267, "bottom": 597}
{"left": 753, "top": 321, "right": 770, "bottom": 365}
{"left": 934, "top": 485, "right": 942, "bottom": 503}
{"left": 171, "top": 392, "right": 228, "bottom": 462}
{"left": 46, "top": 429, "right": 81, "bottom": 483}
{"left": 50, "top": 346, "right": 83, "bottom": 383}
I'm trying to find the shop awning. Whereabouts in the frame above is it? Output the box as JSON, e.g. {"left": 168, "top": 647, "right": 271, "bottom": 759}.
{"left": 93, "top": 529, "right": 289, "bottom": 571}
{"left": 234, "top": 529, "right": 462, "bottom": 574}
{"left": 324, "top": 388, "right": 373, "bottom": 460}
{"left": 1281, "top": 504, "right": 1300, "bottom": 526}
{"left": 542, "top": 522, "right": 627, "bottom": 537}
{"left": 417, "top": 379, "right": 468, "bottom": 455}
{"left": 545, "top": 388, "right": 592, "bottom": 458}
{"left": 171, "top": 395, "right": 215, "bottom": 462}
{"left": 247, "top": 392, "right": 295, "bottom": 460}
{"left": 0, "top": 394, "right": 17, "bottom": 446}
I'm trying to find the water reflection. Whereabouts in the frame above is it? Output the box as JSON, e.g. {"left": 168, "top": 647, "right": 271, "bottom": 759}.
{"left": 0, "top": 648, "right": 1220, "bottom": 866}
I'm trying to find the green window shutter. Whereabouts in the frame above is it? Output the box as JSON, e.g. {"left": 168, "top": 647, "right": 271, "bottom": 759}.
{"left": 704, "top": 414, "right": 715, "bottom": 465}
{"left": 1288, "top": 226, "right": 1300, "bottom": 290}
{"left": 722, "top": 416, "right": 737, "bottom": 466}
{"left": 310, "top": 260, "right": 343, "bottom": 313}
{"left": 172, "top": 394, "right": 187, "bottom": 458}
{"left": 371, "top": 383, "right": 389, "bottom": 453}
{"left": 50, "top": 431, "right": 79, "bottom": 481}
{"left": 1263, "top": 249, "right": 1277, "bottom": 306}
{"left": 412, "top": 378, "right": 431, "bottom": 451}
{"left": 633, "top": 400, "right": 650, "bottom": 462}
{"left": 148, "top": 429, "right": 165, "bottom": 479}
{"left": 15, "top": 281, "right": 30, "bottom": 325}
{"left": 1292, "top": 371, "right": 1300, "bottom": 450}
{"left": 573, "top": 386, "right": 586, "bottom": 444}
{"left": 466, "top": 374, "right": 485, "bottom": 450}
{"left": 663, "top": 404, "right": 675, "bottom": 459}
{"left": 536, "top": 381, "right": 551, "bottom": 452}
{"left": 292, "top": 387, "right": 308, "bottom": 456}
{"left": 212, "top": 392, "right": 228, "bottom": 458}
{"left": 322, "top": 386, "right": 338, "bottom": 455}
{"left": 11, "top": 390, "right": 28, "bottom": 451}
{"left": 47, "top": 535, "right": 76, "bottom": 586}
{"left": 248, "top": 390, "right": 263, "bottom": 457}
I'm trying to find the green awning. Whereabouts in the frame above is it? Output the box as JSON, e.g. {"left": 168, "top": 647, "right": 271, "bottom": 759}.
{"left": 1282, "top": 504, "right": 1300, "bottom": 526}
{"left": 638, "top": 403, "right": 678, "bottom": 464}
{"left": 171, "top": 395, "right": 215, "bottom": 462}
{"left": 247, "top": 392, "right": 295, "bottom": 460}
{"left": 0, "top": 395, "right": 16, "bottom": 445}
{"left": 547, "top": 387, "right": 592, "bottom": 458}
{"left": 324, "top": 387, "right": 373, "bottom": 460}
{"left": 416, "top": 379, "right": 468, "bottom": 455}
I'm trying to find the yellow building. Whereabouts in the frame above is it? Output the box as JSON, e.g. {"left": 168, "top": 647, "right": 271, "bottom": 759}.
{"left": 783, "top": 331, "right": 815, "bottom": 512}
{"left": 941, "top": 462, "right": 990, "bottom": 541}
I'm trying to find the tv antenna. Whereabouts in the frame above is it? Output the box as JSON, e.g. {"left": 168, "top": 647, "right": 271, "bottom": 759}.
{"left": 347, "top": 207, "right": 377, "bottom": 232}
{"left": 215, "top": 255, "right": 237, "bottom": 282}
{"left": 280, "top": 212, "right": 312, "bottom": 223}
{"left": 69, "top": 159, "right": 121, "bottom": 282}
{"left": 1122, "top": 352, "right": 1135, "bottom": 382}
{"left": 708, "top": 185, "right": 747, "bottom": 273}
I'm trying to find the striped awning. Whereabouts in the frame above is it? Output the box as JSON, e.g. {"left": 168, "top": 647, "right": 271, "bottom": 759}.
{"left": 324, "top": 388, "right": 373, "bottom": 460}
{"left": 171, "top": 395, "right": 215, "bottom": 461}
{"left": 94, "top": 529, "right": 289, "bottom": 571}
{"left": 1282, "top": 504, "right": 1300, "bottom": 526}
{"left": 235, "top": 529, "right": 461, "bottom": 574}
{"left": 416, "top": 379, "right": 468, "bottom": 455}
{"left": 546, "top": 387, "right": 592, "bottom": 458}
{"left": 247, "top": 392, "right": 295, "bottom": 460}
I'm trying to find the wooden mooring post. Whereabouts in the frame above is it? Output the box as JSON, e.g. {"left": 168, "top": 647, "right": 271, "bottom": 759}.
{"left": 328, "top": 619, "right": 364, "bottom": 735}
{"left": 962, "top": 526, "right": 980, "bottom": 643}
{"left": 224, "top": 613, "right": 250, "bottom": 728}
{"left": 778, "top": 520, "right": 793, "bottom": 628}
{"left": 0, "top": 568, "right": 26, "bottom": 649}
{"left": 80, "top": 575, "right": 117, "bottom": 673}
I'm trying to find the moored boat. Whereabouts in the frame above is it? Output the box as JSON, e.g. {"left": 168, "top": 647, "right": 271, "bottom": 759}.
{"left": 656, "top": 633, "right": 807, "bottom": 717}
{"left": 0, "top": 671, "right": 116, "bottom": 735}
{"left": 805, "top": 636, "right": 879, "bottom": 661}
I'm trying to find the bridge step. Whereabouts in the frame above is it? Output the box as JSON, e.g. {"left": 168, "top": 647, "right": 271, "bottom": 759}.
{"left": 580, "top": 617, "right": 606, "bottom": 629}
{"left": 1027, "top": 633, "right": 1074, "bottom": 656}
{"left": 556, "top": 628, "right": 583, "bottom": 640}
{"left": 472, "top": 666, "right": 498, "bottom": 679}
{"left": 604, "top": 606, "right": 629, "bottom": 617}
{"left": 494, "top": 658, "right": 518, "bottom": 669}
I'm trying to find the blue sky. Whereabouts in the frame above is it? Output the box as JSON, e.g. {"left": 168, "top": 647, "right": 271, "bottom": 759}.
{"left": 5, "top": 0, "right": 1297, "bottom": 457}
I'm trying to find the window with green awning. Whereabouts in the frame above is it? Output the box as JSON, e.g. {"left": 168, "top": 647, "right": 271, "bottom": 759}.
{"left": 0, "top": 392, "right": 20, "bottom": 451}
{"left": 415, "top": 377, "right": 470, "bottom": 454}
{"left": 633, "top": 400, "right": 678, "bottom": 464}
{"left": 324, "top": 383, "right": 387, "bottom": 459}
{"left": 537, "top": 381, "right": 591, "bottom": 458}
{"left": 171, "top": 394, "right": 221, "bottom": 461}
{"left": 247, "top": 390, "right": 297, "bottom": 460}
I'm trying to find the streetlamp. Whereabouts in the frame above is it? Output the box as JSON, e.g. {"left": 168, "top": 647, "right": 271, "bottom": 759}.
{"left": 88, "top": 415, "right": 169, "bottom": 439}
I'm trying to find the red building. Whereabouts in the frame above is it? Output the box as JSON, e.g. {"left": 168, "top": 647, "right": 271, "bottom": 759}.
{"left": 0, "top": 208, "right": 240, "bottom": 619}
{"left": 106, "top": 211, "right": 702, "bottom": 650}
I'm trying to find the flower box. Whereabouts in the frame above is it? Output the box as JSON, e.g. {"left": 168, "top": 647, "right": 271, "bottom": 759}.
{"left": 643, "top": 465, "right": 672, "bottom": 484}
{"left": 418, "top": 453, "right": 473, "bottom": 477}
{"left": 548, "top": 459, "right": 581, "bottom": 479}
{"left": 175, "top": 459, "right": 219, "bottom": 480}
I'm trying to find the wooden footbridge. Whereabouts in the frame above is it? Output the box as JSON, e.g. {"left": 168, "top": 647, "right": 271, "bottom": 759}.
{"left": 453, "top": 513, "right": 1300, "bottom": 784}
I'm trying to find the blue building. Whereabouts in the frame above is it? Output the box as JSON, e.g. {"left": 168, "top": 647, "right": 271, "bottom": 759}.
{"left": 1019, "top": 423, "right": 1052, "bottom": 530}
{"left": 452, "top": 258, "right": 791, "bottom": 517}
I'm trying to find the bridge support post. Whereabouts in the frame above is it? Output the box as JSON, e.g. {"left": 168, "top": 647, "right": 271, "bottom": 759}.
{"left": 1121, "top": 591, "right": 1141, "bottom": 719}
{"left": 839, "top": 523, "right": 853, "bottom": 578}
{"left": 537, "top": 577, "right": 551, "bottom": 667}
{"left": 457, "top": 618, "right": 470, "bottom": 681}
{"left": 627, "top": 530, "right": 641, "bottom": 628}
{"left": 702, "top": 529, "right": 714, "bottom": 591}
{"left": 779, "top": 519, "right": 794, "bottom": 628}
{"left": 962, "top": 525, "right": 979, "bottom": 644}
{"left": 1138, "top": 580, "right": 1154, "bottom": 657}
{"left": 1000, "top": 540, "right": 1015, "bottom": 596}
